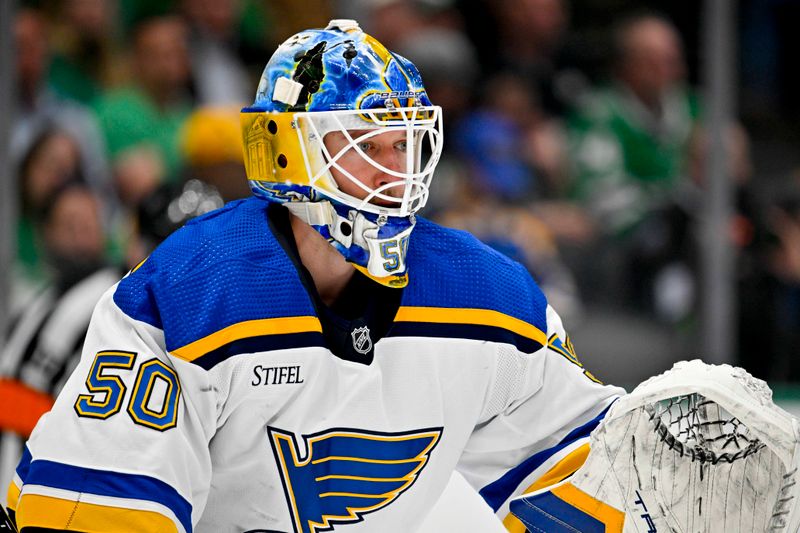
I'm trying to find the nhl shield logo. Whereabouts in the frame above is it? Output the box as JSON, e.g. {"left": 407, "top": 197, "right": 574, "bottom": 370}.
{"left": 351, "top": 326, "right": 372, "bottom": 354}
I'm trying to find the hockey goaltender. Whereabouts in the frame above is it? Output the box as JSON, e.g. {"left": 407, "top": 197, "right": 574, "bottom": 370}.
{"left": 10, "top": 18, "right": 790, "bottom": 533}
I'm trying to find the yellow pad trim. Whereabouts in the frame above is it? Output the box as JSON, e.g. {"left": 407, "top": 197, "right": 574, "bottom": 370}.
{"left": 551, "top": 482, "right": 625, "bottom": 533}
{"left": 526, "top": 443, "right": 590, "bottom": 495}
{"left": 394, "top": 307, "right": 547, "bottom": 344}
{"left": 17, "top": 493, "right": 178, "bottom": 532}
{"left": 502, "top": 443, "right": 591, "bottom": 532}
{"left": 5, "top": 480, "right": 20, "bottom": 511}
{"left": 171, "top": 315, "right": 322, "bottom": 362}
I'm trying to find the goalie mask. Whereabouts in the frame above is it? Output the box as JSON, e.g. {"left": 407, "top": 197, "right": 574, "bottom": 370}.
{"left": 240, "top": 19, "right": 443, "bottom": 287}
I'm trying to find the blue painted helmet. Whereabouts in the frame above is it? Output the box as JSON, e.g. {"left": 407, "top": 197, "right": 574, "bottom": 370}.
{"left": 240, "top": 19, "right": 443, "bottom": 286}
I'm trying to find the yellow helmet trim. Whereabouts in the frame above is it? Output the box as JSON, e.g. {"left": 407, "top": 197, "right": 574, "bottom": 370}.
{"left": 241, "top": 111, "right": 307, "bottom": 186}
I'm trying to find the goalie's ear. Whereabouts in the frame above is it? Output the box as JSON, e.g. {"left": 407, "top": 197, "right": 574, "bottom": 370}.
{"left": 510, "top": 360, "right": 800, "bottom": 533}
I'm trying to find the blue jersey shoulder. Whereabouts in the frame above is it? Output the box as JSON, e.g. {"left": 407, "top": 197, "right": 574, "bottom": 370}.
{"left": 404, "top": 218, "right": 548, "bottom": 333}
{"left": 114, "top": 198, "right": 315, "bottom": 353}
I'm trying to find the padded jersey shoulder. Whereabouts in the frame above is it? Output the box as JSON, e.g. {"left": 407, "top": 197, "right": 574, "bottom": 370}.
{"left": 399, "top": 218, "right": 549, "bottom": 347}
{"left": 113, "top": 198, "right": 317, "bottom": 359}
{"left": 112, "top": 205, "right": 550, "bottom": 364}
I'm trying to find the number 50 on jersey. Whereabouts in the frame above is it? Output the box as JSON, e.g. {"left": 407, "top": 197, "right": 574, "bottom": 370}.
{"left": 74, "top": 350, "right": 181, "bottom": 431}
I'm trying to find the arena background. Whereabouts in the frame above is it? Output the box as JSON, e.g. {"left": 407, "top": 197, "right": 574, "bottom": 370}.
{"left": 1, "top": 0, "right": 800, "bottom": 518}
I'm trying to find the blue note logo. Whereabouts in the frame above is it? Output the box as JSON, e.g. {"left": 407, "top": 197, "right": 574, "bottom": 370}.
{"left": 269, "top": 426, "right": 443, "bottom": 533}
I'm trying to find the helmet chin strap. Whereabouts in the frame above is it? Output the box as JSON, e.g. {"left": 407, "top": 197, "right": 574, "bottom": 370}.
{"left": 284, "top": 200, "right": 414, "bottom": 288}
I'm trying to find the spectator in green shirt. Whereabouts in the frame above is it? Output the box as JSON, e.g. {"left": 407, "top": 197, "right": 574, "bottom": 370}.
{"left": 568, "top": 13, "right": 700, "bottom": 236}
{"left": 46, "top": 0, "right": 122, "bottom": 106}
{"left": 93, "top": 15, "right": 193, "bottom": 199}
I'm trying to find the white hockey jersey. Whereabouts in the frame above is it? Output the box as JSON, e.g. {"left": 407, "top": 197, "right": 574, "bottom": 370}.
{"left": 8, "top": 198, "right": 622, "bottom": 532}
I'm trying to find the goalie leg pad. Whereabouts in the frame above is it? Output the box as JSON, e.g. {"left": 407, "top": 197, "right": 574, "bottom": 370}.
{"left": 510, "top": 482, "right": 624, "bottom": 533}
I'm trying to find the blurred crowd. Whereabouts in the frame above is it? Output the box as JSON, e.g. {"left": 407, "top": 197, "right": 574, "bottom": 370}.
{"left": 4, "top": 0, "right": 800, "bottom": 449}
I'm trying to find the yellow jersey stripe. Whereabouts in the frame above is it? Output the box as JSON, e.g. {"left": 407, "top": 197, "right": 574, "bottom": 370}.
{"left": 393, "top": 307, "right": 547, "bottom": 345}
{"left": 171, "top": 315, "right": 322, "bottom": 362}
{"left": 130, "top": 256, "right": 148, "bottom": 274}
{"left": 5, "top": 480, "right": 20, "bottom": 512}
{"left": 502, "top": 443, "right": 591, "bottom": 533}
{"left": 16, "top": 493, "right": 179, "bottom": 532}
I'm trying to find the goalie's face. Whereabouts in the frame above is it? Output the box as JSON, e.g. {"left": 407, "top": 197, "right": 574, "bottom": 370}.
{"left": 322, "top": 129, "right": 410, "bottom": 208}
{"left": 241, "top": 21, "right": 444, "bottom": 219}
{"left": 294, "top": 106, "right": 442, "bottom": 217}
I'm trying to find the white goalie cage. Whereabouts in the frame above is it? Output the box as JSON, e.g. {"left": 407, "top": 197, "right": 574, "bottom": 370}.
{"left": 293, "top": 106, "right": 443, "bottom": 217}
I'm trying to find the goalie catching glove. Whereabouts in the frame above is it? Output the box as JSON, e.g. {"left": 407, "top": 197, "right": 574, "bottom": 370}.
{"left": 509, "top": 360, "right": 800, "bottom": 532}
